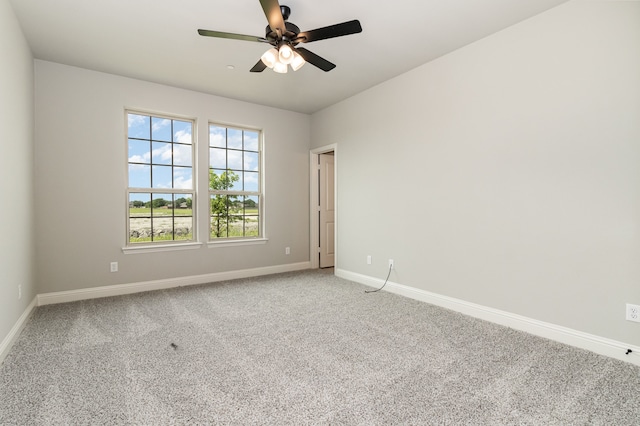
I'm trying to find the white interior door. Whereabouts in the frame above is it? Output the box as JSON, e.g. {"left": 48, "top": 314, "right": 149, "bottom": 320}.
{"left": 319, "top": 153, "right": 335, "bottom": 268}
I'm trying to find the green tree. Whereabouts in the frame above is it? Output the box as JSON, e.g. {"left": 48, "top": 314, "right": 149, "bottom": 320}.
{"left": 210, "top": 170, "right": 241, "bottom": 238}
{"left": 152, "top": 198, "right": 168, "bottom": 208}
{"left": 132, "top": 200, "right": 145, "bottom": 208}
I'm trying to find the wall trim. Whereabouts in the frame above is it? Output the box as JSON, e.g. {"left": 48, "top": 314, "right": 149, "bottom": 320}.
{"left": 0, "top": 297, "right": 37, "bottom": 366}
{"left": 336, "top": 268, "right": 640, "bottom": 367}
{"left": 37, "top": 262, "right": 311, "bottom": 306}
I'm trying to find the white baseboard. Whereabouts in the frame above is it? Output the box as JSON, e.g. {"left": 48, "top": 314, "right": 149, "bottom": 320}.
{"left": 0, "top": 297, "right": 37, "bottom": 366}
{"left": 336, "top": 268, "right": 640, "bottom": 367}
{"left": 37, "top": 262, "right": 311, "bottom": 306}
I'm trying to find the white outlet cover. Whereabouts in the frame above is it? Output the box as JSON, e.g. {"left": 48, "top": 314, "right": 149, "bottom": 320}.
{"left": 627, "top": 304, "right": 640, "bottom": 322}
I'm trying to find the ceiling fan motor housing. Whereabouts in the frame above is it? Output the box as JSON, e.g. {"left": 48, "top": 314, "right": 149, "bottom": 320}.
{"left": 265, "top": 21, "right": 301, "bottom": 45}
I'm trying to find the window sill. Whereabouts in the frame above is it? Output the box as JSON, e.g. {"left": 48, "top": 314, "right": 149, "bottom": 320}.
{"left": 122, "top": 242, "right": 203, "bottom": 254}
{"left": 207, "top": 238, "right": 269, "bottom": 248}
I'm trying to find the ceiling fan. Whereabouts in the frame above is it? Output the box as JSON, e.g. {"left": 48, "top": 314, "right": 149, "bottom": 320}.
{"left": 197, "top": 0, "right": 362, "bottom": 73}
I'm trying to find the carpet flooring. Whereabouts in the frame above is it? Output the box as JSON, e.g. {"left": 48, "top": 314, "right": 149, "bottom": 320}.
{"left": 1, "top": 269, "right": 639, "bottom": 424}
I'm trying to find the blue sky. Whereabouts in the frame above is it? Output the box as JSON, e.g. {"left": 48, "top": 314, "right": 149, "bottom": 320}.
{"left": 127, "top": 114, "right": 261, "bottom": 199}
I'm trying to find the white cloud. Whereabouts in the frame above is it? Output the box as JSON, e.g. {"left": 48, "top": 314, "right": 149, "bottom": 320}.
{"left": 152, "top": 118, "right": 170, "bottom": 132}
{"left": 152, "top": 144, "right": 172, "bottom": 163}
{"left": 244, "top": 152, "right": 259, "bottom": 171}
{"left": 173, "top": 145, "right": 192, "bottom": 166}
{"left": 174, "top": 175, "right": 193, "bottom": 190}
{"left": 210, "top": 131, "right": 225, "bottom": 148}
{"left": 228, "top": 150, "right": 242, "bottom": 169}
{"left": 128, "top": 114, "right": 146, "bottom": 127}
{"left": 210, "top": 148, "right": 226, "bottom": 168}
{"left": 174, "top": 129, "right": 192, "bottom": 144}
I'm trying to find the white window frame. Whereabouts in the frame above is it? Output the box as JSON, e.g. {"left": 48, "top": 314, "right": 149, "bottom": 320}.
{"left": 208, "top": 122, "right": 265, "bottom": 244}
{"left": 124, "top": 110, "right": 198, "bottom": 251}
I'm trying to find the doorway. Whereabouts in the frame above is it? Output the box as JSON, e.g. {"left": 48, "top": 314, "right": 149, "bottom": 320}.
{"left": 310, "top": 145, "right": 337, "bottom": 269}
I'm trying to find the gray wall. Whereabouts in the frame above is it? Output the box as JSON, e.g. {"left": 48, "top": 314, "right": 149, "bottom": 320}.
{"left": 34, "top": 61, "right": 310, "bottom": 293}
{"left": 311, "top": 0, "right": 640, "bottom": 345}
{"left": 0, "top": 0, "right": 36, "bottom": 347}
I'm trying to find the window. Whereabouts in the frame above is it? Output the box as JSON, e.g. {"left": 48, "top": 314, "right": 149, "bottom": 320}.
{"left": 209, "top": 124, "right": 262, "bottom": 240}
{"left": 127, "top": 112, "right": 194, "bottom": 245}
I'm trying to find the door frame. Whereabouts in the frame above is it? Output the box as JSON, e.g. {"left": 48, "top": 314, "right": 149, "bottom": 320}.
{"left": 310, "top": 144, "right": 338, "bottom": 270}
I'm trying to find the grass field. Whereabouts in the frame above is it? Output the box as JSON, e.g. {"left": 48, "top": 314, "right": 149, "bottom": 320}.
{"left": 129, "top": 208, "right": 258, "bottom": 217}
{"left": 129, "top": 208, "right": 192, "bottom": 217}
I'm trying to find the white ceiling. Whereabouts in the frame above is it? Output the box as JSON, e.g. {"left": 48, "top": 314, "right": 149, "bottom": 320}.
{"left": 10, "top": 0, "right": 569, "bottom": 114}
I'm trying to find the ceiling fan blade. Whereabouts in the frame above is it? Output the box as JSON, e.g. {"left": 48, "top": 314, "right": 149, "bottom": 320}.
{"left": 198, "top": 29, "right": 266, "bottom": 43}
{"left": 250, "top": 59, "right": 268, "bottom": 73}
{"left": 296, "top": 47, "right": 336, "bottom": 72}
{"left": 259, "top": 0, "right": 285, "bottom": 35}
{"left": 295, "top": 20, "right": 362, "bottom": 43}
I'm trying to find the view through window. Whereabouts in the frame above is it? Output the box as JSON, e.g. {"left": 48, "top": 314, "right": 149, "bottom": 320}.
{"left": 209, "top": 124, "right": 262, "bottom": 240}
{"left": 127, "top": 112, "right": 194, "bottom": 244}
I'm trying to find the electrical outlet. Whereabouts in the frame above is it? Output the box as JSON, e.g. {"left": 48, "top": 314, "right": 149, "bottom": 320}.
{"left": 626, "top": 304, "right": 640, "bottom": 322}
{"left": 110, "top": 262, "right": 118, "bottom": 273}
{"left": 285, "top": 247, "right": 290, "bottom": 255}
{"left": 18, "top": 284, "right": 22, "bottom": 300}
{"left": 388, "top": 259, "right": 394, "bottom": 269}
{"left": 367, "top": 255, "right": 372, "bottom": 265}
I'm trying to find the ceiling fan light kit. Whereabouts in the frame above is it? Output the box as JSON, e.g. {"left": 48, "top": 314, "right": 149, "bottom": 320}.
{"left": 273, "top": 60, "right": 288, "bottom": 74}
{"left": 260, "top": 47, "right": 279, "bottom": 68}
{"left": 198, "top": 0, "right": 362, "bottom": 74}
{"left": 278, "top": 43, "right": 294, "bottom": 64}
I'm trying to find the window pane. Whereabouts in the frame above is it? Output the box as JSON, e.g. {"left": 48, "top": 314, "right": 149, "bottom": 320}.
{"left": 152, "top": 142, "right": 172, "bottom": 165}
{"left": 211, "top": 194, "right": 228, "bottom": 238}
{"left": 228, "top": 150, "right": 242, "bottom": 170}
{"left": 173, "top": 120, "right": 192, "bottom": 144}
{"left": 244, "top": 151, "right": 259, "bottom": 171}
{"left": 152, "top": 117, "right": 171, "bottom": 141}
{"left": 228, "top": 216, "right": 244, "bottom": 237}
{"left": 235, "top": 173, "right": 244, "bottom": 191}
{"left": 174, "top": 144, "right": 192, "bottom": 167}
{"left": 174, "top": 217, "right": 192, "bottom": 241}
{"left": 128, "top": 139, "right": 150, "bottom": 164}
{"left": 244, "top": 196, "right": 259, "bottom": 237}
{"left": 244, "top": 131, "right": 259, "bottom": 151}
{"left": 228, "top": 128, "right": 243, "bottom": 149}
{"left": 173, "top": 167, "right": 192, "bottom": 189}
{"left": 244, "top": 195, "right": 259, "bottom": 212}
{"left": 174, "top": 194, "right": 192, "bottom": 211}
{"left": 245, "top": 216, "right": 259, "bottom": 237}
{"left": 128, "top": 114, "right": 150, "bottom": 139}
{"left": 210, "top": 126, "right": 226, "bottom": 148}
{"left": 129, "top": 164, "right": 150, "bottom": 188}
{"left": 153, "top": 216, "right": 174, "bottom": 241}
{"left": 228, "top": 195, "right": 242, "bottom": 214}
{"left": 152, "top": 193, "right": 172, "bottom": 217}
{"left": 244, "top": 171, "right": 259, "bottom": 192}
{"left": 211, "top": 170, "right": 240, "bottom": 191}
{"left": 129, "top": 193, "right": 151, "bottom": 217}
{"left": 129, "top": 218, "right": 151, "bottom": 243}
{"left": 210, "top": 148, "right": 226, "bottom": 169}
{"left": 152, "top": 165, "right": 172, "bottom": 188}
